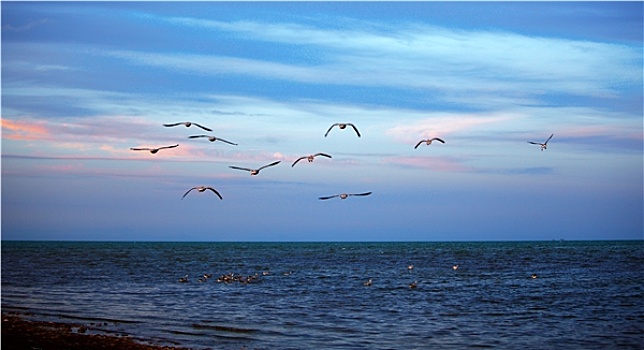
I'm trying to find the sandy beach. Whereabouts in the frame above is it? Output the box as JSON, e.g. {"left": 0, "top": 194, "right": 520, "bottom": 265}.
{"left": 1, "top": 313, "right": 193, "bottom": 350}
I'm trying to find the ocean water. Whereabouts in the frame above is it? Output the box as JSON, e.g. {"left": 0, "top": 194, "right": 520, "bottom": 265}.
{"left": 1, "top": 241, "right": 643, "bottom": 350}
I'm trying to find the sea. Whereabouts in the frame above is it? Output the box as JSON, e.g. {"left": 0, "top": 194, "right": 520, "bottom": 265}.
{"left": 1, "top": 241, "right": 643, "bottom": 350}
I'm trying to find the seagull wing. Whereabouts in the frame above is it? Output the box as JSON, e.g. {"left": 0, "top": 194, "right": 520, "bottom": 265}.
{"left": 314, "top": 153, "right": 332, "bottom": 159}
{"left": 349, "top": 192, "right": 372, "bottom": 197}
{"left": 258, "top": 161, "right": 281, "bottom": 171}
{"left": 348, "top": 123, "right": 361, "bottom": 137}
{"left": 205, "top": 187, "right": 223, "bottom": 200}
{"left": 158, "top": 144, "right": 179, "bottom": 150}
{"left": 163, "top": 122, "right": 182, "bottom": 127}
{"left": 292, "top": 156, "right": 306, "bottom": 167}
{"left": 217, "top": 137, "right": 237, "bottom": 146}
{"left": 192, "top": 123, "right": 212, "bottom": 132}
{"left": 229, "top": 166, "right": 253, "bottom": 172}
{"left": 528, "top": 141, "right": 541, "bottom": 145}
{"left": 414, "top": 140, "right": 424, "bottom": 149}
{"left": 130, "top": 147, "right": 150, "bottom": 151}
{"left": 544, "top": 133, "right": 554, "bottom": 145}
{"left": 324, "top": 123, "right": 339, "bottom": 137}
{"left": 182, "top": 187, "right": 197, "bottom": 199}
{"left": 431, "top": 138, "right": 445, "bottom": 144}
{"left": 188, "top": 135, "right": 207, "bottom": 139}
{"left": 318, "top": 194, "right": 339, "bottom": 200}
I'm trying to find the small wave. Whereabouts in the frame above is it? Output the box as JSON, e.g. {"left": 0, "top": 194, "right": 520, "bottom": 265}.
{"left": 192, "top": 323, "right": 257, "bottom": 334}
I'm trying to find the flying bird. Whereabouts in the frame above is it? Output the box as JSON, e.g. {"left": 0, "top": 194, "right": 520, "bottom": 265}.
{"left": 414, "top": 137, "right": 445, "bottom": 149}
{"left": 291, "top": 153, "right": 332, "bottom": 167}
{"left": 182, "top": 186, "right": 223, "bottom": 200}
{"left": 129, "top": 144, "right": 179, "bottom": 154}
{"left": 188, "top": 135, "right": 237, "bottom": 145}
{"left": 528, "top": 133, "right": 554, "bottom": 151}
{"left": 324, "top": 123, "right": 361, "bottom": 137}
{"left": 318, "top": 192, "right": 372, "bottom": 200}
{"left": 163, "top": 121, "right": 212, "bottom": 132}
{"left": 229, "top": 161, "right": 281, "bottom": 175}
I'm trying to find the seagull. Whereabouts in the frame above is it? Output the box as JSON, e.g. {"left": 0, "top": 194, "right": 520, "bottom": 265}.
{"left": 452, "top": 264, "right": 459, "bottom": 271}
{"left": 528, "top": 133, "right": 554, "bottom": 151}
{"left": 178, "top": 274, "right": 189, "bottom": 283}
{"left": 129, "top": 144, "right": 179, "bottom": 154}
{"left": 364, "top": 279, "right": 373, "bottom": 286}
{"left": 409, "top": 281, "right": 418, "bottom": 289}
{"left": 163, "top": 121, "right": 212, "bottom": 132}
{"left": 182, "top": 186, "right": 223, "bottom": 200}
{"left": 324, "top": 123, "right": 361, "bottom": 137}
{"left": 229, "top": 161, "right": 281, "bottom": 175}
{"left": 318, "top": 192, "right": 372, "bottom": 200}
{"left": 408, "top": 265, "right": 414, "bottom": 272}
{"left": 188, "top": 135, "right": 237, "bottom": 145}
{"left": 291, "top": 153, "right": 332, "bottom": 167}
{"left": 414, "top": 137, "right": 445, "bottom": 149}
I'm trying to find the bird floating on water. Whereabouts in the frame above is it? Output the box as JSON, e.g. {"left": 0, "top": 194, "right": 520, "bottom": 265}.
{"left": 229, "top": 161, "right": 281, "bottom": 175}
{"left": 453, "top": 264, "right": 459, "bottom": 271}
{"left": 188, "top": 135, "right": 237, "bottom": 145}
{"left": 364, "top": 279, "right": 373, "bottom": 286}
{"left": 414, "top": 137, "right": 445, "bottom": 149}
{"left": 409, "top": 281, "right": 418, "bottom": 289}
{"left": 318, "top": 192, "right": 372, "bottom": 200}
{"left": 324, "top": 123, "right": 361, "bottom": 138}
{"left": 182, "top": 186, "right": 223, "bottom": 200}
{"left": 163, "top": 121, "right": 212, "bottom": 132}
{"left": 292, "top": 153, "right": 332, "bottom": 167}
{"left": 407, "top": 265, "right": 414, "bottom": 272}
{"left": 129, "top": 144, "right": 179, "bottom": 154}
{"left": 528, "top": 133, "right": 554, "bottom": 151}
{"left": 178, "top": 274, "right": 189, "bottom": 283}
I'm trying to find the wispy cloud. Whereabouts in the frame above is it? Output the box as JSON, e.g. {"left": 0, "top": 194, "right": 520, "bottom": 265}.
{"left": 150, "top": 15, "right": 641, "bottom": 99}
{"left": 1, "top": 118, "right": 50, "bottom": 140}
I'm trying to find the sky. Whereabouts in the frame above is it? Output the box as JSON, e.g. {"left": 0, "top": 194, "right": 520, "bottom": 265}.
{"left": 1, "top": 2, "right": 642, "bottom": 242}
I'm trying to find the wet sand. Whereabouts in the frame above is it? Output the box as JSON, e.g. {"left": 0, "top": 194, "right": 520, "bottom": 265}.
{"left": 1, "top": 313, "right": 193, "bottom": 350}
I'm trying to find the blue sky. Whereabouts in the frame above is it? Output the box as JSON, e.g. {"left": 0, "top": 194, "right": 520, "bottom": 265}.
{"left": 2, "top": 2, "right": 642, "bottom": 242}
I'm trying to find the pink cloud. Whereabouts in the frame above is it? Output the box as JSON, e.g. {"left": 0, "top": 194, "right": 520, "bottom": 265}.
{"left": 386, "top": 113, "right": 513, "bottom": 144}
{"left": 1, "top": 118, "right": 50, "bottom": 140}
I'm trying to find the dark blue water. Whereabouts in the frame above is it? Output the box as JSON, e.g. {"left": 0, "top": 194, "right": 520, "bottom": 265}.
{"left": 2, "top": 241, "right": 643, "bottom": 349}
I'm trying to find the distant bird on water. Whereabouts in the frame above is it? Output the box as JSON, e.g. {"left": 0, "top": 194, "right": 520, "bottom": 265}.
{"left": 409, "top": 281, "right": 418, "bottom": 289}
{"left": 414, "top": 137, "right": 445, "bottom": 149}
{"left": 188, "top": 135, "right": 237, "bottom": 145}
{"left": 324, "top": 123, "right": 361, "bottom": 137}
{"left": 318, "top": 192, "right": 372, "bottom": 200}
{"left": 528, "top": 133, "right": 554, "bottom": 151}
{"left": 364, "top": 279, "right": 373, "bottom": 287}
{"left": 163, "top": 121, "right": 212, "bottom": 132}
{"left": 229, "top": 161, "right": 281, "bottom": 175}
{"left": 182, "top": 186, "right": 223, "bottom": 200}
{"left": 129, "top": 144, "right": 179, "bottom": 154}
{"left": 292, "top": 153, "right": 332, "bottom": 167}
{"left": 178, "top": 274, "right": 189, "bottom": 283}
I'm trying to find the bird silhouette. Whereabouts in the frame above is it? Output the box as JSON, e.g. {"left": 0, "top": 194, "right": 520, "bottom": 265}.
{"left": 188, "top": 135, "right": 237, "bottom": 145}
{"left": 414, "top": 137, "right": 445, "bottom": 149}
{"left": 182, "top": 186, "right": 223, "bottom": 200}
{"left": 129, "top": 144, "right": 179, "bottom": 154}
{"left": 229, "top": 161, "right": 281, "bottom": 175}
{"left": 318, "top": 192, "right": 372, "bottom": 200}
{"left": 528, "top": 133, "right": 554, "bottom": 151}
{"left": 324, "top": 123, "right": 361, "bottom": 137}
{"left": 291, "top": 153, "right": 332, "bottom": 167}
{"left": 163, "top": 121, "right": 212, "bottom": 132}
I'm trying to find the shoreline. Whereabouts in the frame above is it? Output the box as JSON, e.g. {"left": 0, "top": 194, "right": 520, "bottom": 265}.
{"left": 1, "top": 312, "right": 194, "bottom": 350}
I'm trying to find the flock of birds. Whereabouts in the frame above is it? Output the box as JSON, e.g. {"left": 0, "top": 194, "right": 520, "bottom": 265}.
{"left": 177, "top": 262, "right": 537, "bottom": 288}
{"left": 130, "top": 120, "right": 554, "bottom": 203}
